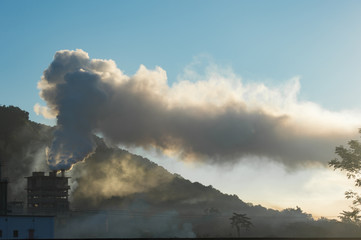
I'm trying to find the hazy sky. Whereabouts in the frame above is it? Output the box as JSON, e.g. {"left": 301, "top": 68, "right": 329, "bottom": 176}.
{"left": 1, "top": 0, "right": 361, "bottom": 218}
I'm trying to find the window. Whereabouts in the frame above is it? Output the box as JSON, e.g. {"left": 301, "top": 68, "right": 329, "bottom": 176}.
{"left": 0, "top": 229, "right": 2, "bottom": 238}
{"left": 13, "top": 230, "right": 18, "bottom": 238}
{"left": 28, "top": 229, "right": 34, "bottom": 239}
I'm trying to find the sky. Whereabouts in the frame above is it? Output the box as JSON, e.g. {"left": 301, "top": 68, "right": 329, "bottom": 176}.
{"left": 1, "top": 0, "right": 361, "bottom": 218}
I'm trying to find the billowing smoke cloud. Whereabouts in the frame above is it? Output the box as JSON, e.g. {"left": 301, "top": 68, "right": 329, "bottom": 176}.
{"left": 69, "top": 144, "right": 175, "bottom": 209}
{"left": 37, "top": 49, "right": 361, "bottom": 170}
{"left": 38, "top": 50, "right": 109, "bottom": 169}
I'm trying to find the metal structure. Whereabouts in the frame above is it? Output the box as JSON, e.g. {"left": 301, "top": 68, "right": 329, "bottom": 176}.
{"left": 26, "top": 170, "right": 70, "bottom": 214}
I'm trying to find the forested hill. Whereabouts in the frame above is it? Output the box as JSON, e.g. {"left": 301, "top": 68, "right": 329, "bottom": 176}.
{"left": 1, "top": 105, "right": 361, "bottom": 238}
{"left": 0, "top": 105, "right": 53, "bottom": 199}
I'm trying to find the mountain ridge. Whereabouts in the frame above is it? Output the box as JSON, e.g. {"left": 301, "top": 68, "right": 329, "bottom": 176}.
{"left": 1, "top": 104, "right": 361, "bottom": 238}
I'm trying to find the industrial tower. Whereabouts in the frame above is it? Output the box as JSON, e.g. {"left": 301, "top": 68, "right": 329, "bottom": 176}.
{"left": 26, "top": 170, "right": 70, "bottom": 214}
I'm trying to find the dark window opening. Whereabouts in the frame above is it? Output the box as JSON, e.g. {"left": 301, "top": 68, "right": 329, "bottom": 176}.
{"left": 13, "top": 230, "right": 18, "bottom": 238}
{"left": 0, "top": 229, "right": 2, "bottom": 237}
{"left": 28, "top": 229, "right": 34, "bottom": 239}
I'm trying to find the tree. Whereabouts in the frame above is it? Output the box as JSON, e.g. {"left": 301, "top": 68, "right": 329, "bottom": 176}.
{"left": 329, "top": 129, "right": 361, "bottom": 223}
{"left": 229, "top": 212, "right": 252, "bottom": 237}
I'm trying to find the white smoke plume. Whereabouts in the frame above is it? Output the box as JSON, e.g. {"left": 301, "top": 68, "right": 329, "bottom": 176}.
{"left": 37, "top": 49, "right": 361, "bottom": 170}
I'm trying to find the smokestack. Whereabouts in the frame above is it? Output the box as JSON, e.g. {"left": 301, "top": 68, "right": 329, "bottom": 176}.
{"left": 49, "top": 170, "right": 57, "bottom": 177}
{"left": 61, "top": 169, "right": 65, "bottom": 177}
{"left": 0, "top": 179, "right": 8, "bottom": 215}
{"left": 0, "top": 158, "right": 8, "bottom": 215}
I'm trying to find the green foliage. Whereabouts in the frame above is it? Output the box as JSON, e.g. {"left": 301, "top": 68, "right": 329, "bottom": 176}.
{"left": 0, "top": 105, "right": 53, "bottom": 200}
{"left": 0, "top": 105, "right": 30, "bottom": 172}
{"left": 329, "top": 129, "right": 361, "bottom": 223}
{"left": 0, "top": 105, "right": 29, "bottom": 140}
{"left": 339, "top": 207, "right": 361, "bottom": 223}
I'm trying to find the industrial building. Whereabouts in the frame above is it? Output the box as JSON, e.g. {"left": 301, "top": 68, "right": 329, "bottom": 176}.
{"left": 26, "top": 170, "right": 70, "bottom": 214}
{"left": 0, "top": 164, "right": 56, "bottom": 239}
{"left": 0, "top": 215, "right": 54, "bottom": 239}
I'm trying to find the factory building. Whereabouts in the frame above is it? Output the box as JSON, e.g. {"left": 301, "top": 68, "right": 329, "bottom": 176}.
{"left": 26, "top": 170, "right": 70, "bottom": 214}
{"left": 0, "top": 215, "right": 54, "bottom": 239}
{"left": 0, "top": 167, "right": 55, "bottom": 239}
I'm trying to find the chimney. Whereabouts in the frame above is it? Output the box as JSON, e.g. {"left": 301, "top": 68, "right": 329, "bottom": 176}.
{"left": 0, "top": 180, "right": 8, "bottom": 215}
{"left": 0, "top": 159, "right": 8, "bottom": 215}
{"left": 49, "top": 170, "right": 57, "bottom": 177}
{"left": 61, "top": 169, "right": 65, "bottom": 177}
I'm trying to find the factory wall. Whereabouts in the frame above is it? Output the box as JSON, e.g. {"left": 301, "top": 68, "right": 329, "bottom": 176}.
{"left": 0, "top": 215, "right": 54, "bottom": 239}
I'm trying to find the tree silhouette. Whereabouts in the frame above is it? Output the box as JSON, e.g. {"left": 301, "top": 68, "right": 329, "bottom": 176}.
{"left": 229, "top": 212, "right": 252, "bottom": 237}
{"left": 329, "top": 129, "right": 361, "bottom": 223}
{"left": 0, "top": 105, "right": 29, "bottom": 176}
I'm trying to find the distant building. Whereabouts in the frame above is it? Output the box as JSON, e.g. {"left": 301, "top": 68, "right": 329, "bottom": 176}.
{"left": 26, "top": 171, "right": 70, "bottom": 215}
{"left": 0, "top": 215, "right": 54, "bottom": 239}
{"left": 0, "top": 169, "right": 54, "bottom": 239}
{"left": 7, "top": 201, "right": 25, "bottom": 215}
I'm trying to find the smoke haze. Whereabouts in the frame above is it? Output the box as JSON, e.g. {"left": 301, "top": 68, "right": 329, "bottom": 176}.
{"left": 0, "top": 106, "right": 52, "bottom": 201}
{"left": 3, "top": 105, "right": 361, "bottom": 237}
{"left": 37, "top": 49, "right": 361, "bottom": 170}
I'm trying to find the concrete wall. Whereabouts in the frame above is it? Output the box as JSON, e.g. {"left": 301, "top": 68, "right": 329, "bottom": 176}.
{"left": 0, "top": 215, "right": 54, "bottom": 239}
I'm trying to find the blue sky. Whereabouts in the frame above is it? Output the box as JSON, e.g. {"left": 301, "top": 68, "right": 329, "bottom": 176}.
{"left": 2, "top": 0, "right": 361, "bottom": 122}
{"left": 2, "top": 0, "right": 361, "bottom": 218}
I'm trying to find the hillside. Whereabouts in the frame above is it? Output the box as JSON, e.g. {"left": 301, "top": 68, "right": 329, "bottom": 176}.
{"left": 0, "top": 105, "right": 53, "bottom": 200}
{"left": 1, "top": 105, "right": 361, "bottom": 238}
